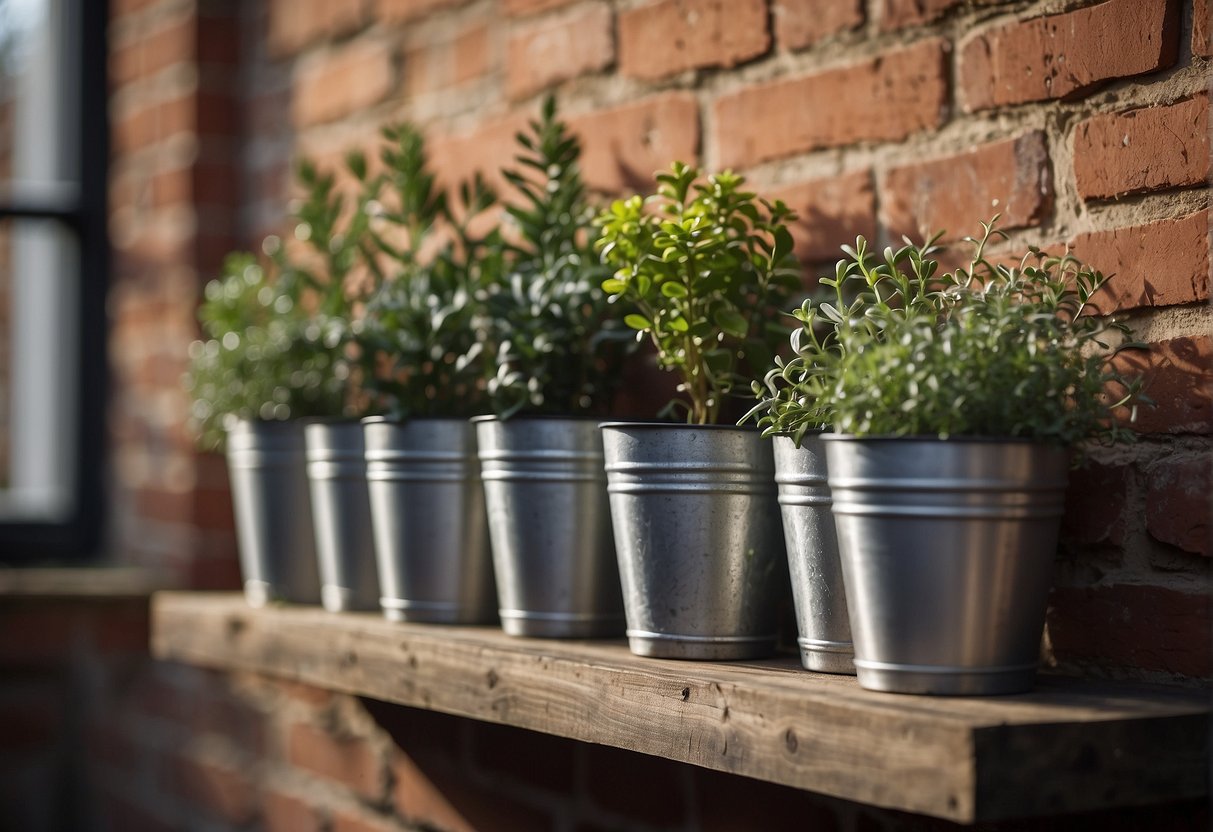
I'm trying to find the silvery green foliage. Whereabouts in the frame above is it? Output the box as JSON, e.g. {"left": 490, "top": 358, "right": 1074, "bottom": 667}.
{"left": 746, "top": 218, "right": 1144, "bottom": 447}
{"left": 356, "top": 124, "right": 502, "bottom": 419}
{"left": 186, "top": 156, "right": 377, "bottom": 451}
{"left": 482, "top": 96, "right": 632, "bottom": 419}
{"left": 595, "top": 162, "right": 801, "bottom": 425}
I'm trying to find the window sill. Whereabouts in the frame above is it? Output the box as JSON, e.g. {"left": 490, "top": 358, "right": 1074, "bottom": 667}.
{"left": 151, "top": 591, "right": 1208, "bottom": 825}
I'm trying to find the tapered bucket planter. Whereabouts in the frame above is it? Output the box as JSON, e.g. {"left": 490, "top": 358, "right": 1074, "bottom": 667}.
{"left": 225, "top": 419, "right": 320, "bottom": 607}
{"left": 772, "top": 434, "right": 854, "bottom": 674}
{"left": 363, "top": 418, "right": 496, "bottom": 624}
{"left": 304, "top": 420, "right": 380, "bottom": 612}
{"left": 474, "top": 417, "right": 624, "bottom": 638}
{"left": 601, "top": 423, "right": 785, "bottom": 660}
{"left": 821, "top": 436, "right": 1069, "bottom": 695}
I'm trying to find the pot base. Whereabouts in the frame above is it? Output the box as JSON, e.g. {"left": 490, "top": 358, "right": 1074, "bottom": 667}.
{"left": 854, "top": 658, "right": 1039, "bottom": 696}
{"left": 381, "top": 598, "right": 495, "bottom": 625}
{"left": 500, "top": 609, "right": 625, "bottom": 639}
{"left": 626, "top": 629, "right": 776, "bottom": 661}
{"left": 798, "top": 637, "right": 856, "bottom": 675}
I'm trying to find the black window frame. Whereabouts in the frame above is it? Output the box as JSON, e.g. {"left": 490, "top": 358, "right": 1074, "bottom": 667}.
{"left": 0, "top": 0, "right": 108, "bottom": 561}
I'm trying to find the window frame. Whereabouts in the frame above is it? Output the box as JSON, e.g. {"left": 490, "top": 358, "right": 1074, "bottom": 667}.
{"left": 0, "top": 0, "right": 109, "bottom": 560}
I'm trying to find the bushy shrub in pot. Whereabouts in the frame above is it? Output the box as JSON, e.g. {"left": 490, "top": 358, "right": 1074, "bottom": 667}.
{"left": 186, "top": 156, "right": 377, "bottom": 609}
{"left": 595, "top": 162, "right": 800, "bottom": 660}
{"left": 750, "top": 219, "right": 1142, "bottom": 694}
{"left": 472, "top": 97, "right": 634, "bottom": 638}
{"left": 357, "top": 124, "right": 501, "bottom": 624}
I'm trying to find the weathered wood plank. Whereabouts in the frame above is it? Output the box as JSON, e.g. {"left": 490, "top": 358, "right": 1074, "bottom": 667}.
{"left": 151, "top": 592, "right": 1209, "bottom": 824}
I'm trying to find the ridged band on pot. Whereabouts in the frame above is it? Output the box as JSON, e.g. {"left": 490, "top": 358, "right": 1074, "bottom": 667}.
{"left": 821, "top": 436, "right": 1069, "bottom": 696}
{"left": 304, "top": 421, "right": 380, "bottom": 613}
{"left": 601, "top": 423, "right": 786, "bottom": 661}
{"left": 474, "top": 417, "right": 624, "bottom": 638}
{"left": 225, "top": 419, "right": 320, "bottom": 607}
{"left": 772, "top": 434, "right": 855, "bottom": 675}
{"left": 364, "top": 418, "right": 496, "bottom": 624}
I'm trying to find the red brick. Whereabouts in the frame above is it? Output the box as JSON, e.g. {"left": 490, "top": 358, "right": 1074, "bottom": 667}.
{"left": 959, "top": 0, "right": 1181, "bottom": 112}
{"left": 876, "top": 0, "right": 960, "bottom": 29}
{"left": 774, "top": 0, "right": 863, "bottom": 51}
{"left": 1074, "top": 95, "right": 1209, "bottom": 200}
{"left": 287, "top": 723, "right": 385, "bottom": 799}
{"left": 428, "top": 113, "right": 529, "bottom": 195}
{"left": 269, "top": 0, "right": 370, "bottom": 57}
{"left": 197, "top": 12, "right": 240, "bottom": 66}
{"left": 767, "top": 170, "right": 876, "bottom": 265}
{"left": 263, "top": 788, "right": 325, "bottom": 832}
{"left": 713, "top": 39, "right": 947, "bottom": 169}
{"left": 1145, "top": 455, "right": 1212, "bottom": 556}
{"left": 1070, "top": 211, "right": 1210, "bottom": 314}
{"left": 501, "top": 0, "right": 574, "bottom": 15}
{"left": 505, "top": 4, "right": 612, "bottom": 100}
{"left": 376, "top": 0, "right": 466, "bottom": 24}
{"left": 1061, "top": 460, "right": 1130, "bottom": 548}
{"left": 1196, "top": 0, "right": 1212, "bottom": 57}
{"left": 332, "top": 811, "right": 400, "bottom": 832}
{"left": 568, "top": 93, "right": 700, "bottom": 194}
{"left": 619, "top": 0, "right": 768, "bottom": 81}
{"left": 1047, "top": 584, "right": 1211, "bottom": 678}
{"left": 881, "top": 131, "right": 1051, "bottom": 242}
{"left": 292, "top": 40, "right": 395, "bottom": 127}
{"left": 392, "top": 750, "right": 476, "bottom": 832}
{"left": 452, "top": 22, "right": 492, "bottom": 85}
{"left": 1115, "top": 336, "right": 1213, "bottom": 435}
{"left": 168, "top": 755, "right": 257, "bottom": 825}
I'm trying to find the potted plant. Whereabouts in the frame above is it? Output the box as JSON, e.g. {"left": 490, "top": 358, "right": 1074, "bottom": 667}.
{"left": 753, "top": 219, "right": 1142, "bottom": 694}
{"left": 471, "top": 98, "right": 634, "bottom": 638}
{"left": 358, "top": 124, "right": 501, "bottom": 625}
{"left": 594, "top": 162, "right": 801, "bottom": 660}
{"left": 187, "top": 155, "right": 383, "bottom": 611}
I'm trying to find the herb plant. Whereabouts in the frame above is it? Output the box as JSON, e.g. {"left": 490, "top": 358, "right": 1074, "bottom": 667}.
{"left": 357, "top": 123, "right": 501, "bottom": 419}
{"left": 746, "top": 218, "right": 1142, "bottom": 446}
{"left": 595, "top": 162, "right": 800, "bottom": 424}
{"left": 186, "top": 154, "right": 378, "bottom": 450}
{"left": 482, "top": 96, "right": 631, "bottom": 419}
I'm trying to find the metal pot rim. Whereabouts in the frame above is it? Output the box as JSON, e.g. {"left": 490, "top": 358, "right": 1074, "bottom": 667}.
{"left": 820, "top": 434, "right": 1068, "bottom": 447}
{"left": 599, "top": 421, "right": 763, "bottom": 433}
{"left": 361, "top": 415, "right": 482, "bottom": 426}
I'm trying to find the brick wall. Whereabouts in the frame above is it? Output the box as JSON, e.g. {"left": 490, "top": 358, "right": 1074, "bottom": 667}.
{"left": 50, "top": 0, "right": 1211, "bottom": 828}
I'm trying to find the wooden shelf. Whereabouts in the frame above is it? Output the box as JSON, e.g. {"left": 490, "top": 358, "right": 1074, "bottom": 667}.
{"left": 151, "top": 591, "right": 1209, "bottom": 825}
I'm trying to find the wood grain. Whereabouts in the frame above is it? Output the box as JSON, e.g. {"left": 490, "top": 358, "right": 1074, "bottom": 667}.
{"left": 151, "top": 592, "right": 1209, "bottom": 824}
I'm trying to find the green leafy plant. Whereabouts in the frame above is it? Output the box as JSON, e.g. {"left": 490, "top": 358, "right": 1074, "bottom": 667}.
{"left": 595, "top": 162, "right": 800, "bottom": 424}
{"left": 186, "top": 154, "right": 379, "bottom": 450}
{"left": 356, "top": 123, "right": 502, "bottom": 419}
{"left": 482, "top": 96, "right": 632, "bottom": 419}
{"left": 746, "top": 218, "right": 1143, "bottom": 446}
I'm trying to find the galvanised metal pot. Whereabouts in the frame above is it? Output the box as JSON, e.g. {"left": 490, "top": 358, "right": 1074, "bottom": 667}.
{"left": 225, "top": 419, "right": 320, "bottom": 607}
{"left": 601, "top": 423, "right": 786, "bottom": 661}
{"left": 821, "top": 436, "right": 1069, "bottom": 696}
{"left": 772, "top": 434, "right": 854, "bottom": 674}
{"left": 304, "top": 420, "right": 380, "bottom": 613}
{"left": 474, "top": 416, "right": 624, "bottom": 638}
{"left": 363, "top": 418, "right": 496, "bottom": 624}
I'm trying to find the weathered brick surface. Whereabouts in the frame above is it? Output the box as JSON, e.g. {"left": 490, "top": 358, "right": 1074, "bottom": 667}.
{"left": 262, "top": 789, "right": 326, "bottom": 832}
{"left": 506, "top": 4, "right": 613, "bottom": 100}
{"left": 876, "top": 0, "right": 961, "bottom": 30}
{"left": 1115, "top": 336, "right": 1213, "bottom": 435}
{"left": 287, "top": 723, "right": 385, "bottom": 800}
{"left": 959, "top": 0, "right": 1181, "bottom": 111}
{"left": 570, "top": 93, "right": 701, "bottom": 193}
{"left": 167, "top": 755, "right": 258, "bottom": 825}
{"left": 1074, "top": 94, "right": 1210, "bottom": 200}
{"left": 1071, "top": 211, "right": 1210, "bottom": 314}
{"left": 292, "top": 40, "right": 395, "bottom": 127}
{"left": 1144, "top": 455, "right": 1212, "bottom": 556}
{"left": 1061, "top": 460, "right": 1130, "bottom": 548}
{"left": 713, "top": 39, "right": 947, "bottom": 168}
{"left": 1195, "top": 0, "right": 1212, "bottom": 57}
{"left": 881, "top": 131, "right": 1051, "bottom": 242}
{"left": 619, "top": 0, "right": 768, "bottom": 81}
{"left": 1048, "top": 584, "right": 1211, "bottom": 678}
{"left": 773, "top": 0, "right": 863, "bottom": 51}
{"left": 767, "top": 170, "right": 876, "bottom": 265}
{"left": 501, "top": 0, "right": 574, "bottom": 15}
{"left": 268, "top": 0, "right": 369, "bottom": 57}
{"left": 376, "top": 0, "right": 466, "bottom": 24}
